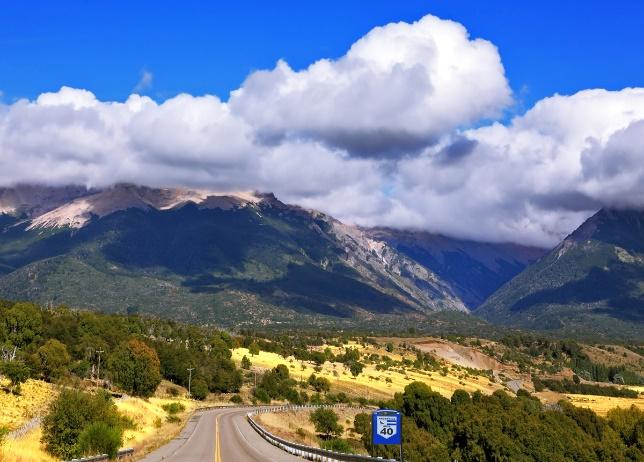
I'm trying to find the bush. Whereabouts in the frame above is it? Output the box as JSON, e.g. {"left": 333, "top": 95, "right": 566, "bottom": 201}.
{"left": 230, "top": 394, "right": 243, "bottom": 404}
{"left": 161, "top": 402, "right": 185, "bottom": 415}
{"left": 0, "top": 360, "right": 30, "bottom": 393}
{"left": 320, "top": 438, "right": 354, "bottom": 453}
{"left": 168, "top": 387, "right": 180, "bottom": 397}
{"left": 190, "top": 377, "right": 209, "bottom": 400}
{"left": 166, "top": 415, "right": 181, "bottom": 423}
{"left": 77, "top": 422, "right": 122, "bottom": 459}
{"left": 108, "top": 339, "right": 161, "bottom": 397}
{"left": 241, "top": 355, "right": 251, "bottom": 370}
{"left": 41, "top": 389, "right": 129, "bottom": 460}
{"left": 310, "top": 408, "right": 343, "bottom": 438}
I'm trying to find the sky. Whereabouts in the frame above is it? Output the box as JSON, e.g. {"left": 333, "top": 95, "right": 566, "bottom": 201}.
{"left": 1, "top": 1, "right": 644, "bottom": 247}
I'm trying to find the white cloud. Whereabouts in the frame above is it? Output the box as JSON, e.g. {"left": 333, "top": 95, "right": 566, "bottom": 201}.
{"left": 229, "top": 15, "right": 511, "bottom": 157}
{"left": 133, "top": 70, "right": 153, "bottom": 93}
{"left": 1, "top": 16, "right": 644, "bottom": 248}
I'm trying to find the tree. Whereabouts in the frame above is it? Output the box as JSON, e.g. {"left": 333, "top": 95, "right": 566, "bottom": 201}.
{"left": 248, "top": 342, "right": 260, "bottom": 356}
{"left": 386, "top": 342, "right": 394, "bottom": 353}
{"left": 3, "top": 302, "right": 42, "bottom": 348}
{"left": 108, "top": 339, "right": 161, "bottom": 397}
{"left": 41, "top": 389, "right": 128, "bottom": 460}
{"left": 241, "top": 355, "right": 251, "bottom": 370}
{"left": 190, "top": 377, "right": 209, "bottom": 400}
{"left": 37, "top": 339, "right": 71, "bottom": 380}
{"left": 310, "top": 408, "right": 343, "bottom": 438}
{"left": 0, "top": 360, "right": 30, "bottom": 393}
{"left": 308, "top": 373, "right": 331, "bottom": 393}
{"left": 347, "top": 361, "right": 364, "bottom": 377}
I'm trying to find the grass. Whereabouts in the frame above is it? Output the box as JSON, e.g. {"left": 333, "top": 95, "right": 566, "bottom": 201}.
{"left": 0, "top": 379, "right": 56, "bottom": 430}
{"left": 255, "top": 407, "right": 367, "bottom": 453}
{"left": 0, "top": 379, "right": 198, "bottom": 462}
{"left": 233, "top": 342, "right": 504, "bottom": 402}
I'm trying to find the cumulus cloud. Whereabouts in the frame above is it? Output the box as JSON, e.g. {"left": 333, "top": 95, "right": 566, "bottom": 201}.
{"left": 1, "top": 15, "right": 644, "bottom": 247}
{"left": 229, "top": 15, "right": 511, "bottom": 157}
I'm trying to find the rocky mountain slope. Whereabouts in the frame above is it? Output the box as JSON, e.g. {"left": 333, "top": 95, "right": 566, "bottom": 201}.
{"left": 0, "top": 184, "right": 467, "bottom": 327}
{"left": 366, "top": 228, "right": 546, "bottom": 308}
{"left": 477, "top": 209, "right": 644, "bottom": 339}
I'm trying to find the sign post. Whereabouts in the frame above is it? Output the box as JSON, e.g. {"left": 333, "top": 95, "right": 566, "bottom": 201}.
{"left": 372, "top": 409, "right": 403, "bottom": 461}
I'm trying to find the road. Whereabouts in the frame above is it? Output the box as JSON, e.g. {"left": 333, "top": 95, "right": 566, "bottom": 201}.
{"left": 139, "top": 407, "right": 303, "bottom": 462}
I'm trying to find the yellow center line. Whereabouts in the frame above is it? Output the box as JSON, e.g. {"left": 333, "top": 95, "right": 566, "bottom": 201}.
{"left": 215, "top": 413, "right": 222, "bottom": 462}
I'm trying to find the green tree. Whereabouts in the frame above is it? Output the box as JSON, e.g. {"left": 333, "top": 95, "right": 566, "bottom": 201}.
{"left": 0, "top": 361, "right": 30, "bottom": 393}
{"left": 347, "top": 361, "right": 364, "bottom": 377}
{"left": 41, "top": 389, "right": 128, "bottom": 460}
{"left": 37, "top": 339, "right": 71, "bottom": 380}
{"left": 310, "top": 408, "right": 343, "bottom": 438}
{"left": 241, "top": 355, "right": 251, "bottom": 370}
{"left": 190, "top": 377, "right": 209, "bottom": 400}
{"left": 386, "top": 342, "right": 394, "bottom": 353}
{"left": 108, "top": 339, "right": 161, "bottom": 397}
{"left": 248, "top": 342, "right": 260, "bottom": 356}
{"left": 3, "top": 302, "right": 42, "bottom": 348}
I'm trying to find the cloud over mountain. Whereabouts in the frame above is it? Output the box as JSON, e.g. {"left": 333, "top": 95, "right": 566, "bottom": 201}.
{"left": 1, "top": 15, "right": 644, "bottom": 247}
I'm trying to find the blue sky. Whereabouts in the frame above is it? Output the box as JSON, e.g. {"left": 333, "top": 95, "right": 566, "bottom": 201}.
{"left": 2, "top": 0, "right": 643, "bottom": 107}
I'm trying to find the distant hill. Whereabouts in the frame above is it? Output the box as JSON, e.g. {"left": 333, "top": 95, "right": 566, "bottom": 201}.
{"left": 477, "top": 209, "right": 644, "bottom": 339}
{"left": 367, "top": 228, "right": 546, "bottom": 308}
{"left": 0, "top": 184, "right": 469, "bottom": 328}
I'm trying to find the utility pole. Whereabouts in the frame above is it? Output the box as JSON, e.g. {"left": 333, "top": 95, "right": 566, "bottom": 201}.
{"left": 96, "top": 349, "right": 104, "bottom": 382}
{"left": 187, "top": 368, "right": 194, "bottom": 398}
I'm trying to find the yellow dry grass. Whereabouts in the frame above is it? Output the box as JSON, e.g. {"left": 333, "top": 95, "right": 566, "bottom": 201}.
{"left": 0, "top": 379, "right": 198, "bottom": 462}
{"left": 116, "top": 396, "right": 197, "bottom": 450}
{"left": 0, "top": 427, "right": 57, "bottom": 462}
{"left": 564, "top": 393, "right": 644, "bottom": 416}
{"left": 0, "top": 379, "right": 57, "bottom": 430}
{"left": 255, "top": 407, "right": 368, "bottom": 453}
{"left": 232, "top": 345, "right": 503, "bottom": 403}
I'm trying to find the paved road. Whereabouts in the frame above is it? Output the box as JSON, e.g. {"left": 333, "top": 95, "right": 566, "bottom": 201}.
{"left": 139, "top": 407, "right": 303, "bottom": 462}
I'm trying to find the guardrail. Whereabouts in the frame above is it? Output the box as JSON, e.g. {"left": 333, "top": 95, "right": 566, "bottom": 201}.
{"left": 65, "top": 447, "right": 134, "bottom": 462}
{"left": 247, "top": 405, "right": 396, "bottom": 462}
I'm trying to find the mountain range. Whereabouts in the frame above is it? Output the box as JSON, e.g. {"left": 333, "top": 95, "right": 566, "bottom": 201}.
{"left": 477, "top": 208, "right": 644, "bottom": 338}
{"left": 1, "top": 184, "right": 642, "bottom": 338}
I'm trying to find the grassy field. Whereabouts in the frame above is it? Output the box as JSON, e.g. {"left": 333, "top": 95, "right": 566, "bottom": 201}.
{"left": 232, "top": 339, "right": 644, "bottom": 414}
{"left": 255, "top": 407, "right": 368, "bottom": 453}
{"left": 0, "top": 380, "right": 198, "bottom": 462}
{"left": 233, "top": 341, "right": 505, "bottom": 402}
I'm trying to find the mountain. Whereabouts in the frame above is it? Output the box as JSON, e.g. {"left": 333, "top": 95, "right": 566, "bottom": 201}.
{"left": 477, "top": 209, "right": 644, "bottom": 339}
{"left": 366, "top": 228, "right": 546, "bottom": 308}
{"left": 0, "top": 184, "right": 467, "bottom": 328}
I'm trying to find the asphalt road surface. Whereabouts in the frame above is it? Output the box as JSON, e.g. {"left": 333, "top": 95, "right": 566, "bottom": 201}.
{"left": 139, "top": 407, "right": 303, "bottom": 462}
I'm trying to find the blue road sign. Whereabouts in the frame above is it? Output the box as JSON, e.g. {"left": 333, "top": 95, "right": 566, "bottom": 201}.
{"left": 372, "top": 409, "right": 402, "bottom": 445}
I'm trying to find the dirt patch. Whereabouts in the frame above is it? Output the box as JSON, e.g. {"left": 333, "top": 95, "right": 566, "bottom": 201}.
{"left": 415, "top": 340, "right": 501, "bottom": 371}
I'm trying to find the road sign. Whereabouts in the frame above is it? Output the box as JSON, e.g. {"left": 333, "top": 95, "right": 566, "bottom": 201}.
{"left": 372, "top": 409, "right": 402, "bottom": 445}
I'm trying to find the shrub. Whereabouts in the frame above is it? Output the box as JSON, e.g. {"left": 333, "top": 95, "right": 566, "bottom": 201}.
{"left": 108, "top": 339, "right": 161, "bottom": 397}
{"left": 168, "top": 386, "right": 180, "bottom": 397}
{"left": 230, "top": 394, "right": 243, "bottom": 404}
{"left": 320, "top": 438, "right": 353, "bottom": 453}
{"left": 41, "top": 389, "right": 129, "bottom": 460}
{"left": 310, "top": 408, "right": 343, "bottom": 438}
{"left": 190, "top": 377, "right": 209, "bottom": 400}
{"left": 0, "top": 360, "right": 30, "bottom": 393}
{"left": 77, "top": 422, "right": 122, "bottom": 459}
{"left": 241, "top": 355, "right": 251, "bottom": 370}
{"left": 161, "top": 402, "right": 185, "bottom": 415}
{"left": 166, "top": 415, "right": 181, "bottom": 423}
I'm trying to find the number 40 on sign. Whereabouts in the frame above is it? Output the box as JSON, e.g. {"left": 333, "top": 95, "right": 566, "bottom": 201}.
{"left": 372, "top": 409, "right": 402, "bottom": 445}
